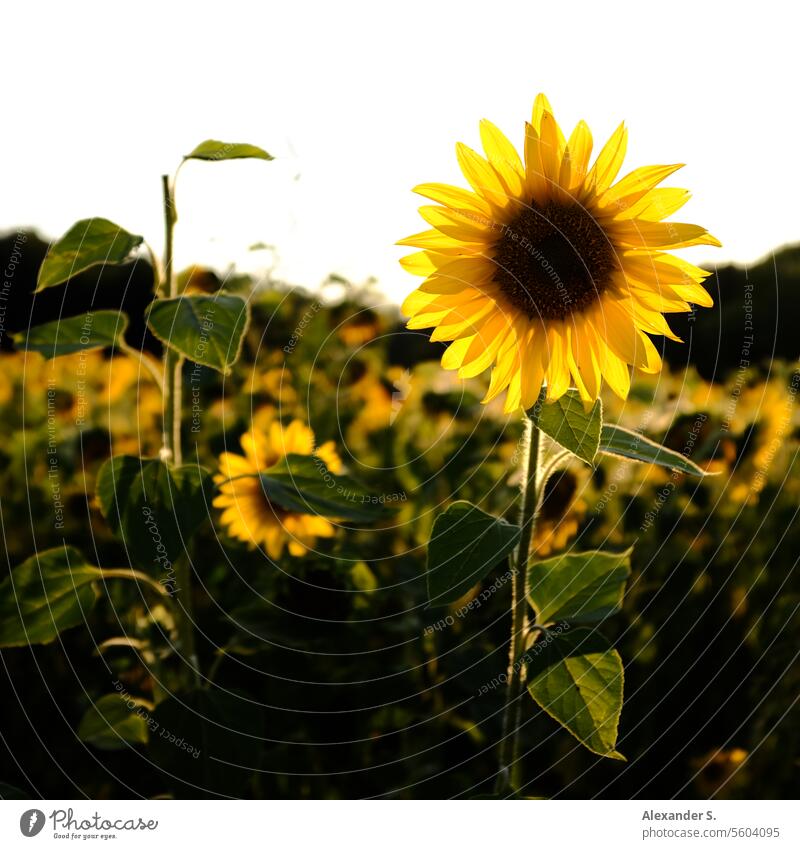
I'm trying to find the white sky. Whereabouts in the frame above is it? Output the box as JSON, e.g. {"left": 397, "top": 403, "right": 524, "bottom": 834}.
{"left": 4, "top": 1, "right": 797, "bottom": 303}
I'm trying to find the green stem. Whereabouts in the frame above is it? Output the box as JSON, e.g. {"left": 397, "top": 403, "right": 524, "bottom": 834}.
{"left": 161, "top": 174, "right": 181, "bottom": 464}
{"left": 175, "top": 554, "right": 200, "bottom": 685}
{"left": 161, "top": 174, "right": 175, "bottom": 299}
{"left": 160, "top": 173, "right": 196, "bottom": 685}
{"left": 495, "top": 417, "right": 541, "bottom": 795}
{"left": 117, "top": 339, "right": 164, "bottom": 393}
{"left": 101, "top": 567, "right": 172, "bottom": 597}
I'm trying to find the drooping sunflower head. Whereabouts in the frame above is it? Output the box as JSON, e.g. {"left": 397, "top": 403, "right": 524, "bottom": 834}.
{"left": 399, "top": 94, "right": 719, "bottom": 412}
{"left": 213, "top": 419, "right": 342, "bottom": 559}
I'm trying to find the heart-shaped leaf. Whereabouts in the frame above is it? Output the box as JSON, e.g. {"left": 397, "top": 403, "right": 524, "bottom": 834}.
{"left": 527, "top": 548, "right": 631, "bottom": 625}
{"left": 526, "top": 627, "right": 624, "bottom": 760}
{"left": 37, "top": 218, "right": 143, "bottom": 291}
{"left": 426, "top": 501, "right": 521, "bottom": 606}
{"left": 531, "top": 389, "right": 602, "bottom": 466}
{"left": 184, "top": 140, "right": 273, "bottom": 162}
{"left": 147, "top": 294, "right": 249, "bottom": 374}
{"left": 600, "top": 423, "right": 710, "bottom": 476}
{"left": 14, "top": 310, "right": 128, "bottom": 358}
{"left": 0, "top": 547, "right": 102, "bottom": 647}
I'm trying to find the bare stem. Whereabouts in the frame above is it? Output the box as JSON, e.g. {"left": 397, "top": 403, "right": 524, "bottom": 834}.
{"left": 117, "top": 339, "right": 164, "bottom": 393}
{"left": 160, "top": 174, "right": 197, "bottom": 685}
{"left": 495, "top": 417, "right": 540, "bottom": 795}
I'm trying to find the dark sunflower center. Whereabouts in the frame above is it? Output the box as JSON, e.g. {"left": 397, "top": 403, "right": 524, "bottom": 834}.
{"left": 492, "top": 203, "right": 617, "bottom": 321}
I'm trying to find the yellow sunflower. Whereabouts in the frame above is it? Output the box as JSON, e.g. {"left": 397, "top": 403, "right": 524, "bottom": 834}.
{"left": 213, "top": 420, "right": 343, "bottom": 558}
{"left": 399, "top": 94, "right": 719, "bottom": 411}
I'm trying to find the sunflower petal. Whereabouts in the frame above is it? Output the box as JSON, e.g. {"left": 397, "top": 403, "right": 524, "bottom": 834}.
{"left": 539, "top": 110, "right": 567, "bottom": 200}
{"left": 611, "top": 220, "right": 721, "bottom": 249}
{"left": 455, "top": 143, "right": 512, "bottom": 211}
{"left": 418, "top": 205, "right": 494, "bottom": 241}
{"left": 585, "top": 122, "right": 627, "bottom": 197}
{"left": 531, "top": 93, "right": 565, "bottom": 149}
{"left": 597, "top": 163, "right": 683, "bottom": 212}
{"left": 479, "top": 119, "right": 526, "bottom": 197}
{"left": 397, "top": 229, "right": 486, "bottom": 256}
{"left": 569, "top": 320, "right": 601, "bottom": 402}
{"left": 560, "top": 120, "right": 593, "bottom": 192}
{"left": 524, "top": 122, "right": 549, "bottom": 205}
{"left": 543, "top": 323, "right": 571, "bottom": 400}
{"left": 413, "top": 182, "right": 492, "bottom": 215}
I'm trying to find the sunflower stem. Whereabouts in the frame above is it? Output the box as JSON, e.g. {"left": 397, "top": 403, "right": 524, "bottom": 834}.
{"left": 161, "top": 174, "right": 178, "bottom": 463}
{"left": 495, "top": 416, "right": 540, "bottom": 796}
{"left": 160, "top": 173, "right": 198, "bottom": 687}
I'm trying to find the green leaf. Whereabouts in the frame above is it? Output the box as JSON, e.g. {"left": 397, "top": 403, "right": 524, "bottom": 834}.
{"left": 426, "top": 501, "right": 521, "bottom": 606}
{"left": 97, "top": 456, "right": 212, "bottom": 569}
{"left": 37, "top": 218, "right": 143, "bottom": 291}
{"left": 526, "top": 627, "right": 625, "bottom": 760}
{"left": 528, "top": 548, "right": 631, "bottom": 625}
{"left": 146, "top": 294, "right": 249, "bottom": 374}
{"left": 600, "top": 423, "right": 710, "bottom": 476}
{"left": 0, "top": 547, "right": 101, "bottom": 647}
{"left": 184, "top": 140, "right": 274, "bottom": 162}
{"left": 244, "top": 454, "right": 385, "bottom": 523}
{"left": 531, "top": 389, "right": 602, "bottom": 466}
{"left": 148, "top": 688, "right": 264, "bottom": 797}
{"left": 78, "top": 693, "right": 150, "bottom": 750}
{"left": 13, "top": 310, "right": 128, "bottom": 359}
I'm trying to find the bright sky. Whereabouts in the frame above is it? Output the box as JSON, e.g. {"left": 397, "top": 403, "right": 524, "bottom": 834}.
{"left": 5, "top": 1, "right": 797, "bottom": 303}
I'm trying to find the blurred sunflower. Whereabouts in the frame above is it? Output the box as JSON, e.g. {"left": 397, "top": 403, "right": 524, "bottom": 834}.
{"left": 337, "top": 309, "right": 381, "bottom": 346}
{"left": 400, "top": 94, "right": 719, "bottom": 411}
{"left": 213, "top": 420, "right": 343, "bottom": 558}
{"left": 532, "top": 469, "right": 587, "bottom": 557}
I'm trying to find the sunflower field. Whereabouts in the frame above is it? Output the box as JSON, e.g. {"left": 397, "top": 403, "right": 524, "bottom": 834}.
{"left": 1, "top": 104, "right": 798, "bottom": 802}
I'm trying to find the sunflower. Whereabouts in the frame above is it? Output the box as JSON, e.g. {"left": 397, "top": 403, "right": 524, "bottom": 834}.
{"left": 399, "top": 94, "right": 719, "bottom": 411}
{"left": 213, "top": 420, "right": 343, "bottom": 558}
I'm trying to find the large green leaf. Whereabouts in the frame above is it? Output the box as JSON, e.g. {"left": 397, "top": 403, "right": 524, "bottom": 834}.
{"left": 184, "top": 140, "right": 274, "bottom": 162}
{"left": 13, "top": 310, "right": 128, "bottom": 359}
{"left": 426, "top": 501, "right": 521, "bottom": 606}
{"left": 97, "top": 456, "right": 212, "bottom": 569}
{"left": 0, "top": 547, "right": 102, "bottom": 647}
{"left": 600, "top": 423, "right": 710, "bottom": 476}
{"left": 528, "top": 548, "right": 631, "bottom": 625}
{"left": 526, "top": 627, "right": 624, "bottom": 760}
{"left": 242, "top": 454, "right": 385, "bottom": 523}
{"left": 37, "top": 218, "right": 143, "bottom": 291}
{"left": 147, "top": 294, "right": 249, "bottom": 374}
{"left": 78, "top": 693, "right": 150, "bottom": 751}
{"left": 531, "top": 389, "right": 602, "bottom": 466}
{"left": 148, "top": 688, "right": 264, "bottom": 797}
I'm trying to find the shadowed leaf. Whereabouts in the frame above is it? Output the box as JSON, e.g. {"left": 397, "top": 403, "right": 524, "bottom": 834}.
{"left": 426, "top": 501, "right": 520, "bottom": 606}
{"left": 242, "top": 454, "right": 385, "bottom": 522}
{"left": 14, "top": 310, "right": 128, "bottom": 358}
{"left": 97, "top": 456, "right": 212, "bottom": 569}
{"left": 147, "top": 294, "right": 249, "bottom": 374}
{"left": 37, "top": 218, "right": 143, "bottom": 291}
{"left": 526, "top": 627, "right": 625, "bottom": 760}
{"left": 600, "top": 423, "right": 710, "bottom": 475}
{"left": 531, "top": 389, "right": 602, "bottom": 466}
{"left": 528, "top": 548, "right": 631, "bottom": 624}
{"left": 0, "top": 547, "right": 101, "bottom": 647}
{"left": 78, "top": 693, "right": 151, "bottom": 751}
